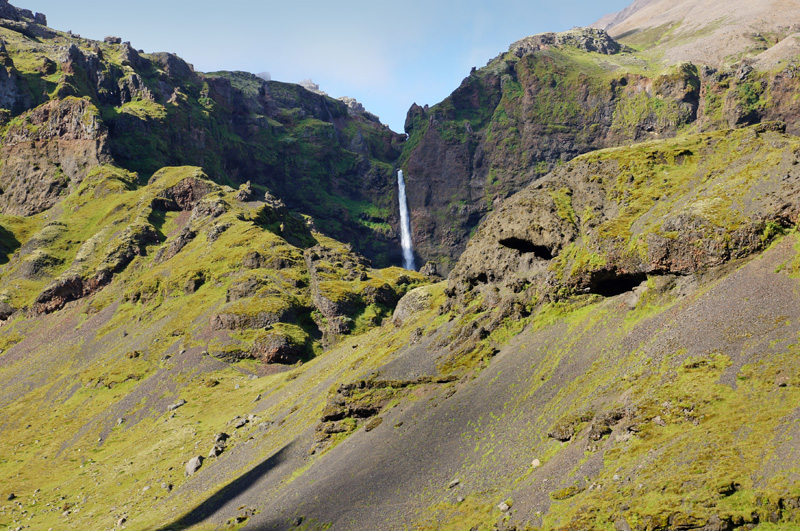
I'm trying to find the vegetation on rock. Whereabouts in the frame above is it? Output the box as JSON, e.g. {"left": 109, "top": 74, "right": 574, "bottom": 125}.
{"left": 2, "top": 1, "right": 800, "bottom": 530}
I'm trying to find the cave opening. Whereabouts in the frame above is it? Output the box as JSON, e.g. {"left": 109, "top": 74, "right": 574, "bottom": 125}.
{"left": 589, "top": 273, "right": 648, "bottom": 297}
{"left": 498, "top": 237, "right": 553, "bottom": 260}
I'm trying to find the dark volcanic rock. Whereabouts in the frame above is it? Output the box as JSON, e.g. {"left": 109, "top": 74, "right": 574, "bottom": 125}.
{"left": 32, "top": 274, "right": 85, "bottom": 314}
{"left": 0, "top": 98, "right": 112, "bottom": 216}
{"left": 150, "top": 52, "right": 195, "bottom": 80}
{"left": 150, "top": 174, "right": 214, "bottom": 212}
{"left": 155, "top": 226, "right": 196, "bottom": 263}
{"left": 509, "top": 28, "right": 626, "bottom": 57}
{"left": 0, "top": 301, "right": 14, "bottom": 320}
{"left": 210, "top": 307, "right": 295, "bottom": 331}
{"left": 251, "top": 334, "right": 304, "bottom": 364}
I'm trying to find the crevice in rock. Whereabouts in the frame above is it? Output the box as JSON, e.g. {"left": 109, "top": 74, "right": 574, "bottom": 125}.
{"left": 498, "top": 237, "right": 554, "bottom": 259}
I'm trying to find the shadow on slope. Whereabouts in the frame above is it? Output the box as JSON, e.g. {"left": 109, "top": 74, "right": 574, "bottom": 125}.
{"left": 155, "top": 442, "right": 296, "bottom": 531}
{"left": 0, "top": 225, "right": 20, "bottom": 265}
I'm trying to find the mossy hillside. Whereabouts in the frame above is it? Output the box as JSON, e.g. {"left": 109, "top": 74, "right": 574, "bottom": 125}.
{"left": 305, "top": 233, "right": 426, "bottom": 343}
{"left": 0, "top": 279, "right": 444, "bottom": 531}
{"left": 582, "top": 124, "right": 790, "bottom": 241}
{"left": 0, "top": 166, "right": 149, "bottom": 307}
{"left": 537, "top": 307, "right": 800, "bottom": 530}
{"left": 396, "top": 236, "right": 800, "bottom": 530}
{"left": 0, "top": 166, "right": 217, "bottom": 304}
{"left": 3, "top": 196, "right": 800, "bottom": 530}
{"left": 231, "top": 236, "right": 798, "bottom": 530}
{"left": 0, "top": 22, "right": 405, "bottom": 268}
{"left": 0, "top": 162, "right": 420, "bottom": 369}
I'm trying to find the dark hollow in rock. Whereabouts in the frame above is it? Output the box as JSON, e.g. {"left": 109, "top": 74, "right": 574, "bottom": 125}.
{"left": 498, "top": 237, "right": 554, "bottom": 259}
{"left": 589, "top": 272, "right": 648, "bottom": 297}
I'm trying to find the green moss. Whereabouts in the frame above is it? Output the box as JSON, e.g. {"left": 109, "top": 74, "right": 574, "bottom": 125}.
{"left": 551, "top": 187, "right": 577, "bottom": 227}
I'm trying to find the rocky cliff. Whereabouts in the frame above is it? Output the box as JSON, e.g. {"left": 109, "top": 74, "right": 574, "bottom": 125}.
{"left": 400, "top": 18, "right": 800, "bottom": 273}
{"left": 0, "top": 10, "right": 406, "bottom": 267}
{"left": 3, "top": 1, "right": 800, "bottom": 530}
{"left": 447, "top": 122, "right": 798, "bottom": 313}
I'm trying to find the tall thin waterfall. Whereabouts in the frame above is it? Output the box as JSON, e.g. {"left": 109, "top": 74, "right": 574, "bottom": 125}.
{"left": 397, "top": 170, "right": 416, "bottom": 271}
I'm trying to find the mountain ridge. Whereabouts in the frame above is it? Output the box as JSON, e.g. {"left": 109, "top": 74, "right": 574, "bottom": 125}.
{"left": 593, "top": 0, "right": 800, "bottom": 67}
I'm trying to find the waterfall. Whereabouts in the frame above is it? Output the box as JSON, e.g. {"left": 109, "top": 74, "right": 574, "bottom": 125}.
{"left": 397, "top": 170, "right": 416, "bottom": 271}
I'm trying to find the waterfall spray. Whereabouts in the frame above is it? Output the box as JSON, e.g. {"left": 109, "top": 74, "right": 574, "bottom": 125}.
{"left": 397, "top": 170, "right": 416, "bottom": 271}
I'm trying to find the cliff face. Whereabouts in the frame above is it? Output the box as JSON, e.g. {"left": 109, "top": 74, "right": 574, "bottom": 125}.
{"left": 4, "top": 1, "right": 800, "bottom": 530}
{"left": 446, "top": 123, "right": 799, "bottom": 312}
{"left": 401, "top": 31, "right": 700, "bottom": 272}
{"left": 0, "top": 97, "right": 112, "bottom": 215}
{"left": 401, "top": 23, "right": 800, "bottom": 273}
{"left": 0, "top": 14, "right": 405, "bottom": 266}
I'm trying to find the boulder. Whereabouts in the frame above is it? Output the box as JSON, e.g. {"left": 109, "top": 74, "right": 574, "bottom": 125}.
{"left": 0, "top": 301, "right": 14, "bottom": 320}
{"left": 235, "top": 181, "right": 255, "bottom": 201}
{"left": 185, "top": 456, "right": 203, "bottom": 476}
{"left": 392, "top": 286, "right": 433, "bottom": 326}
{"left": 419, "top": 261, "right": 441, "bottom": 279}
{"left": 167, "top": 399, "right": 186, "bottom": 411}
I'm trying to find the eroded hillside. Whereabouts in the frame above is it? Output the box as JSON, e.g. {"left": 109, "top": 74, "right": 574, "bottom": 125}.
{"left": 3, "top": 0, "right": 800, "bottom": 530}
{"left": 3, "top": 122, "right": 800, "bottom": 531}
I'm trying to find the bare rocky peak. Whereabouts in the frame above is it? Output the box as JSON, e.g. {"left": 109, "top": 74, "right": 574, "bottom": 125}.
{"left": 591, "top": 0, "right": 660, "bottom": 32}
{"left": 592, "top": 0, "right": 800, "bottom": 67}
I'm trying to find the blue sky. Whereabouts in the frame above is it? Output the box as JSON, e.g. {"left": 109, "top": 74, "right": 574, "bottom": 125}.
{"left": 21, "top": 0, "right": 632, "bottom": 132}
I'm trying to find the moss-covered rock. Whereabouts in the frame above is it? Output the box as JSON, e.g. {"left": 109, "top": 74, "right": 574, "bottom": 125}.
{"left": 448, "top": 123, "right": 800, "bottom": 314}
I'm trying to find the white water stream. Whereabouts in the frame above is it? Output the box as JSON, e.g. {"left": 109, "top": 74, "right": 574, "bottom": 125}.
{"left": 397, "top": 170, "right": 416, "bottom": 270}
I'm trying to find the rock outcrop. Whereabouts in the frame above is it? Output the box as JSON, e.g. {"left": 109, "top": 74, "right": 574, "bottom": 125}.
{"left": 508, "top": 28, "right": 627, "bottom": 57}
{"left": 0, "top": 97, "right": 112, "bottom": 215}
{"left": 400, "top": 20, "right": 800, "bottom": 273}
{"left": 447, "top": 123, "right": 800, "bottom": 312}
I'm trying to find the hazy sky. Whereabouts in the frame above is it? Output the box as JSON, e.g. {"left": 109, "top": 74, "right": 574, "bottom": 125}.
{"left": 21, "top": 0, "right": 632, "bottom": 132}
